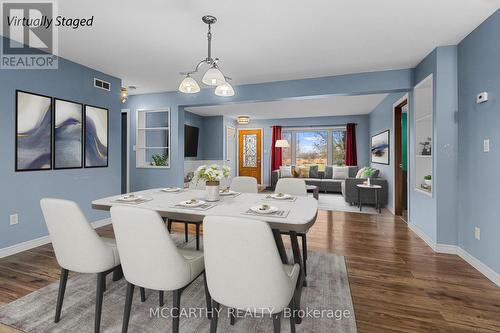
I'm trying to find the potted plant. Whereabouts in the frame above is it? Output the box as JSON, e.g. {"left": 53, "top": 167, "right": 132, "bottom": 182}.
{"left": 364, "top": 167, "right": 376, "bottom": 186}
{"left": 424, "top": 175, "right": 432, "bottom": 186}
{"left": 194, "top": 164, "right": 230, "bottom": 201}
{"left": 151, "top": 152, "right": 169, "bottom": 166}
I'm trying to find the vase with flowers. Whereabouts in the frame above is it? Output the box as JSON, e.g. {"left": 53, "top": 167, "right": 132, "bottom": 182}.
{"left": 194, "top": 164, "right": 230, "bottom": 201}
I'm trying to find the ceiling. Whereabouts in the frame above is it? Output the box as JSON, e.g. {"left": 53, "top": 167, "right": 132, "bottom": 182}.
{"left": 185, "top": 94, "right": 389, "bottom": 119}
{"left": 51, "top": 1, "right": 500, "bottom": 94}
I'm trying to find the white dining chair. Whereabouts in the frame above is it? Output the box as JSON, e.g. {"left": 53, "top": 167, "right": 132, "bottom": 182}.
{"left": 230, "top": 176, "right": 258, "bottom": 193}
{"left": 274, "top": 178, "right": 309, "bottom": 280}
{"left": 110, "top": 206, "right": 210, "bottom": 333}
{"left": 203, "top": 216, "right": 299, "bottom": 333}
{"left": 40, "top": 198, "right": 122, "bottom": 333}
{"left": 274, "top": 178, "right": 307, "bottom": 196}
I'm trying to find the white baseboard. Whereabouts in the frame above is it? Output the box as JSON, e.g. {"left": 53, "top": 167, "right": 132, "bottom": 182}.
{"left": 0, "top": 218, "right": 111, "bottom": 259}
{"left": 408, "top": 222, "right": 500, "bottom": 287}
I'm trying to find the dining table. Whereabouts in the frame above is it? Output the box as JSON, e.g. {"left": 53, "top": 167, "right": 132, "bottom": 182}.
{"left": 92, "top": 188, "right": 318, "bottom": 324}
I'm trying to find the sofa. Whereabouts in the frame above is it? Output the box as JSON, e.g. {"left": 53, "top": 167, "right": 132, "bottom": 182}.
{"left": 271, "top": 165, "right": 388, "bottom": 207}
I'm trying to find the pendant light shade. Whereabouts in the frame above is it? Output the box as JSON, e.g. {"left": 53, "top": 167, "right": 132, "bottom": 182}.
{"left": 178, "top": 76, "right": 200, "bottom": 93}
{"left": 215, "top": 82, "right": 235, "bottom": 97}
{"left": 202, "top": 66, "right": 226, "bottom": 86}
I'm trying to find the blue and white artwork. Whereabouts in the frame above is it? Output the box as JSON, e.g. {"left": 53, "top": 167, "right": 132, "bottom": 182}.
{"left": 85, "top": 105, "right": 108, "bottom": 168}
{"left": 371, "top": 130, "right": 390, "bottom": 165}
{"left": 54, "top": 99, "right": 83, "bottom": 169}
{"left": 16, "top": 91, "right": 52, "bottom": 171}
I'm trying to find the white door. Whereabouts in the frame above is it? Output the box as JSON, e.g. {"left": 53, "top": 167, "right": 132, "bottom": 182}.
{"left": 226, "top": 126, "right": 236, "bottom": 177}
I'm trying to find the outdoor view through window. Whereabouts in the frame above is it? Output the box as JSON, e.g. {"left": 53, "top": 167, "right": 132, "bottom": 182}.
{"left": 281, "top": 129, "right": 346, "bottom": 170}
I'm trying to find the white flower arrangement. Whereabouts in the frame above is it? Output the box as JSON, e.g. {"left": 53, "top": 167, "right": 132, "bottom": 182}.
{"left": 194, "top": 164, "right": 230, "bottom": 184}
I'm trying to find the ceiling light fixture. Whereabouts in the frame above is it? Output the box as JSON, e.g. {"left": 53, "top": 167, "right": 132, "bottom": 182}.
{"left": 237, "top": 116, "right": 250, "bottom": 125}
{"left": 120, "top": 87, "right": 128, "bottom": 103}
{"left": 178, "top": 15, "right": 234, "bottom": 97}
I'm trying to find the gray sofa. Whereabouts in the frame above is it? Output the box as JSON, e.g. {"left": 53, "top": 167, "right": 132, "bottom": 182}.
{"left": 271, "top": 165, "right": 388, "bottom": 207}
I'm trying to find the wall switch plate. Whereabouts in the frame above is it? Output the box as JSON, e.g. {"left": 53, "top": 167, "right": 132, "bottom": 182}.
{"left": 9, "top": 214, "right": 18, "bottom": 225}
{"left": 484, "top": 139, "right": 490, "bottom": 152}
{"left": 477, "top": 92, "right": 488, "bottom": 104}
{"left": 475, "top": 227, "right": 481, "bottom": 240}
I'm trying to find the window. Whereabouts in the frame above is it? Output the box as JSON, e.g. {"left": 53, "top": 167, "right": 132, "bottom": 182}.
{"left": 281, "top": 127, "right": 346, "bottom": 169}
{"left": 296, "top": 131, "right": 328, "bottom": 170}
{"left": 281, "top": 132, "right": 292, "bottom": 165}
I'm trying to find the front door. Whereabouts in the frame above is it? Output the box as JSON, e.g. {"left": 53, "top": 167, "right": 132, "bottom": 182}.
{"left": 238, "top": 129, "right": 262, "bottom": 184}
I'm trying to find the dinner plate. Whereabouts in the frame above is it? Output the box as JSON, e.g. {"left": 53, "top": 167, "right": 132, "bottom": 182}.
{"left": 250, "top": 205, "right": 278, "bottom": 214}
{"left": 119, "top": 194, "right": 142, "bottom": 202}
{"left": 161, "top": 187, "right": 182, "bottom": 192}
{"left": 270, "top": 193, "right": 292, "bottom": 200}
{"left": 178, "top": 200, "right": 206, "bottom": 208}
{"left": 219, "top": 189, "right": 236, "bottom": 196}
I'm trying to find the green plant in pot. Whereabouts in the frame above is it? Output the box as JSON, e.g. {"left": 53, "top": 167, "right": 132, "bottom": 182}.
{"left": 194, "top": 164, "right": 231, "bottom": 201}
{"left": 424, "top": 175, "right": 432, "bottom": 186}
{"left": 151, "top": 152, "right": 169, "bottom": 166}
{"left": 363, "top": 167, "right": 376, "bottom": 186}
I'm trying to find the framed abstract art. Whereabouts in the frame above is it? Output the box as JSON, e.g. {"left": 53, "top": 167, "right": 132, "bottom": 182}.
{"left": 84, "top": 105, "right": 109, "bottom": 168}
{"left": 53, "top": 98, "right": 83, "bottom": 169}
{"left": 16, "top": 90, "right": 53, "bottom": 171}
{"left": 371, "top": 130, "right": 390, "bottom": 165}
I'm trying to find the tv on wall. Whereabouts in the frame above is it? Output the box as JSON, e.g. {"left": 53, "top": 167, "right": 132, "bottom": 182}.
{"left": 184, "top": 125, "right": 199, "bottom": 157}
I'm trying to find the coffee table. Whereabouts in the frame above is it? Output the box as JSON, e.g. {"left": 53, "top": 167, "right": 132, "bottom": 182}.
{"left": 356, "top": 184, "right": 382, "bottom": 213}
{"left": 306, "top": 184, "right": 319, "bottom": 200}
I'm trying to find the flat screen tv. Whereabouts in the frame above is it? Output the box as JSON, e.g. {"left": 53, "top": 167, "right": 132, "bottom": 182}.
{"left": 184, "top": 125, "right": 199, "bottom": 157}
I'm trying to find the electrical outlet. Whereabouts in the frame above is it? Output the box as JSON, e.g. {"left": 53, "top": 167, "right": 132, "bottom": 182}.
{"left": 484, "top": 139, "right": 490, "bottom": 152}
{"left": 9, "top": 214, "right": 18, "bottom": 225}
{"left": 475, "top": 227, "right": 481, "bottom": 240}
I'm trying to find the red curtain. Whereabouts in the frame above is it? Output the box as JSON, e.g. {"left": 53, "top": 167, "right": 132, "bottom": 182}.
{"left": 271, "top": 126, "right": 282, "bottom": 178}
{"left": 345, "top": 123, "right": 357, "bottom": 166}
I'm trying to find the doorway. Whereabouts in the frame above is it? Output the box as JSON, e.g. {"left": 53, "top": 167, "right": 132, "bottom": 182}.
{"left": 226, "top": 126, "right": 236, "bottom": 177}
{"left": 238, "top": 128, "right": 262, "bottom": 184}
{"left": 394, "top": 99, "right": 408, "bottom": 221}
{"left": 121, "top": 110, "right": 129, "bottom": 194}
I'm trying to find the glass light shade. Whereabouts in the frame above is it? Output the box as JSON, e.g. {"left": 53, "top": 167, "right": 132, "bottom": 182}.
{"left": 202, "top": 67, "right": 226, "bottom": 86}
{"left": 215, "top": 82, "right": 235, "bottom": 97}
{"left": 237, "top": 116, "right": 250, "bottom": 125}
{"left": 179, "top": 76, "right": 200, "bottom": 93}
{"left": 275, "top": 139, "right": 290, "bottom": 148}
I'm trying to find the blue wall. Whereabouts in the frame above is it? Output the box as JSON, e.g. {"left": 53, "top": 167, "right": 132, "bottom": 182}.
{"left": 202, "top": 116, "right": 224, "bottom": 159}
{"left": 126, "top": 69, "right": 414, "bottom": 191}
{"left": 0, "top": 37, "right": 122, "bottom": 249}
{"left": 458, "top": 9, "right": 500, "bottom": 273}
{"left": 237, "top": 114, "right": 370, "bottom": 185}
{"left": 369, "top": 92, "right": 407, "bottom": 212}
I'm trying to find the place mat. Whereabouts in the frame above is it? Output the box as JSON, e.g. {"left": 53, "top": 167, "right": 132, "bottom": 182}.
{"left": 263, "top": 194, "right": 297, "bottom": 202}
{"left": 173, "top": 203, "right": 216, "bottom": 211}
{"left": 242, "top": 208, "right": 290, "bottom": 218}
{"left": 111, "top": 197, "right": 153, "bottom": 205}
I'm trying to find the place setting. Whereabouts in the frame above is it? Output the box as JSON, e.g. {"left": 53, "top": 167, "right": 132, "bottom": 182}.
{"left": 263, "top": 192, "right": 297, "bottom": 202}
{"left": 219, "top": 187, "right": 242, "bottom": 198}
{"left": 159, "top": 186, "right": 186, "bottom": 194}
{"left": 173, "top": 198, "right": 217, "bottom": 211}
{"left": 112, "top": 193, "right": 153, "bottom": 204}
{"left": 242, "top": 203, "right": 290, "bottom": 218}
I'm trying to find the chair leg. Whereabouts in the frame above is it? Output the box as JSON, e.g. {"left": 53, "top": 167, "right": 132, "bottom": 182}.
{"left": 203, "top": 272, "right": 212, "bottom": 319}
{"left": 167, "top": 219, "right": 172, "bottom": 233}
{"left": 229, "top": 309, "right": 235, "bottom": 325}
{"left": 140, "top": 287, "right": 146, "bottom": 302}
{"left": 172, "top": 289, "right": 182, "bottom": 333}
{"left": 159, "top": 290, "right": 164, "bottom": 307}
{"left": 112, "top": 265, "right": 124, "bottom": 281}
{"left": 301, "top": 234, "right": 308, "bottom": 277}
{"left": 272, "top": 313, "right": 281, "bottom": 333}
{"left": 195, "top": 223, "right": 200, "bottom": 250}
{"left": 184, "top": 222, "right": 189, "bottom": 242}
{"left": 122, "top": 283, "right": 134, "bottom": 333}
{"left": 289, "top": 297, "right": 296, "bottom": 333}
{"left": 94, "top": 272, "right": 105, "bottom": 333}
{"left": 210, "top": 300, "right": 220, "bottom": 333}
{"left": 54, "top": 268, "right": 69, "bottom": 323}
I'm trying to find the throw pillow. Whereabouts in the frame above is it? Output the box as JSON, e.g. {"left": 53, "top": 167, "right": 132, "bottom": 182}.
{"left": 280, "top": 166, "right": 292, "bottom": 178}
{"left": 356, "top": 167, "right": 367, "bottom": 178}
{"left": 324, "top": 166, "right": 333, "bottom": 179}
{"left": 309, "top": 165, "right": 319, "bottom": 178}
{"left": 298, "top": 166, "right": 310, "bottom": 178}
{"left": 332, "top": 166, "right": 348, "bottom": 180}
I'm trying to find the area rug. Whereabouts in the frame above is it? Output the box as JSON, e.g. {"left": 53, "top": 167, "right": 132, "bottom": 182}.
{"left": 0, "top": 235, "right": 357, "bottom": 333}
{"left": 317, "top": 193, "right": 380, "bottom": 214}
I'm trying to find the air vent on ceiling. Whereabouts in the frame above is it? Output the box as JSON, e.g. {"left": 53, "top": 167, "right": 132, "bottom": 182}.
{"left": 94, "top": 78, "right": 111, "bottom": 91}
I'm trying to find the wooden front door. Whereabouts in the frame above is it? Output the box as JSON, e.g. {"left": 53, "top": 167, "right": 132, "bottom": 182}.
{"left": 238, "top": 129, "right": 262, "bottom": 184}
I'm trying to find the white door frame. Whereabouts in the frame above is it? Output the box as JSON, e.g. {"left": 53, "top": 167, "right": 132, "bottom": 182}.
{"left": 236, "top": 127, "right": 265, "bottom": 185}
{"left": 392, "top": 94, "right": 409, "bottom": 220}
{"left": 121, "top": 109, "right": 131, "bottom": 193}
{"left": 225, "top": 125, "right": 236, "bottom": 177}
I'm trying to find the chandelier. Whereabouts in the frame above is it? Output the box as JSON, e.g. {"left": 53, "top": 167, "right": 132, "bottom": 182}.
{"left": 178, "top": 15, "right": 235, "bottom": 97}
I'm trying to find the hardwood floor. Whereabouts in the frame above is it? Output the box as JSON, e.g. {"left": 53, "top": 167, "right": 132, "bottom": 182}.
{"left": 1, "top": 210, "right": 499, "bottom": 332}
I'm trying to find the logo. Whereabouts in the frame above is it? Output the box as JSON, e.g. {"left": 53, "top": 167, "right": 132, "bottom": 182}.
{"left": 1, "top": 1, "right": 58, "bottom": 69}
